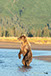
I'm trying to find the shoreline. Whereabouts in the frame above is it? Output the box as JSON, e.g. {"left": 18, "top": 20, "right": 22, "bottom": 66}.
{"left": 0, "top": 41, "right": 51, "bottom": 62}
{"left": 0, "top": 41, "right": 51, "bottom": 50}
{"left": 33, "top": 56, "right": 51, "bottom": 62}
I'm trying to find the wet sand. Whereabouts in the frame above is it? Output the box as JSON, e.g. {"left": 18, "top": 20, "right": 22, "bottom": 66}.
{"left": 0, "top": 41, "right": 51, "bottom": 50}
{"left": 34, "top": 56, "right": 51, "bottom": 62}
{"left": 0, "top": 41, "right": 51, "bottom": 62}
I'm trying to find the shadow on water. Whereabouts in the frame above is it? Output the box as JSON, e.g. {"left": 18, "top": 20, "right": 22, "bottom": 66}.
{"left": 18, "top": 65, "right": 32, "bottom": 72}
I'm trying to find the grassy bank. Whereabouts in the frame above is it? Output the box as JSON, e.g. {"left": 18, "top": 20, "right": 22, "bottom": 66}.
{"left": 0, "top": 37, "right": 51, "bottom": 44}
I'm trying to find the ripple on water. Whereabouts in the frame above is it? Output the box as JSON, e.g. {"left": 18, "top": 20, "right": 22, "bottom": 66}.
{"left": 0, "top": 60, "right": 4, "bottom": 63}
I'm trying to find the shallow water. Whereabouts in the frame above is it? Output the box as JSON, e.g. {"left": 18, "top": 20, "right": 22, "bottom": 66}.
{"left": 0, "top": 49, "right": 51, "bottom": 76}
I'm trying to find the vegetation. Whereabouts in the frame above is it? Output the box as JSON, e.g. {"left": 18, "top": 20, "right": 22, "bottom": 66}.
{"left": 0, "top": 37, "right": 51, "bottom": 44}
{"left": 0, "top": 0, "right": 51, "bottom": 37}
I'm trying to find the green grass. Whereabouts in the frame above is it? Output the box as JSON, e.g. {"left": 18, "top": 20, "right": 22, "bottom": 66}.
{"left": 0, "top": 0, "right": 51, "bottom": 29}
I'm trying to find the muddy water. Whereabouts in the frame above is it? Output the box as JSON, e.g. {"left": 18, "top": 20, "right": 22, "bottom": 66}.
{"left": 0, "top": 49, "right": 51, "bottom": 76}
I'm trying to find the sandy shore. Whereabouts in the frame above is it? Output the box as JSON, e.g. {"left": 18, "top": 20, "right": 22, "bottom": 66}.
{"left": 0, "top": 41, "right": 51, "bottom": 50}
{"left": 0, "top": 41, "right": 51, "bottom": 62}
{"left": 33, "top": 56, "right": 51, "bottom": 62}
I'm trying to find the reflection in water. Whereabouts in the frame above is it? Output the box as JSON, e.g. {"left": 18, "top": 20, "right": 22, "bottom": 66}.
{"left": 18, "top": 65, "right": 32, "bottom": 72}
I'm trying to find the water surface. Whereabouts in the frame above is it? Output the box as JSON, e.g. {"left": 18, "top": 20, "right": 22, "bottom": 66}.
{"left": 0, "top": 49, "right": 51, "bottom": 76}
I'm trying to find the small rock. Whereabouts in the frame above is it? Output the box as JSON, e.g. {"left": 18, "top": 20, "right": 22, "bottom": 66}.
{"left": 44, "top": 72, "right": 48, "bottom": 74}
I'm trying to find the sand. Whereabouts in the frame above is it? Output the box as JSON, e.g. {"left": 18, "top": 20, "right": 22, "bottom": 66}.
{"left": 33, "top": 56, "right": 51, "bottom": 62}
{"left": 0, "top": 41, "right": 51, "bottom": 62}
{"left": 0, "top": 41, "right": 51, "bottom": 50}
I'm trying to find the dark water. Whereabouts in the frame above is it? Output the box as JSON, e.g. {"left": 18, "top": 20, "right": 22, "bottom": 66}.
{"left": 0, "top": 49, "right": 51, "bottom": 76}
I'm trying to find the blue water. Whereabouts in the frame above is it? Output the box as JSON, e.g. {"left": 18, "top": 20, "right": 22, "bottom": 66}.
{"left": 0, "top": 49, "right": 51, "bottom": 76}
